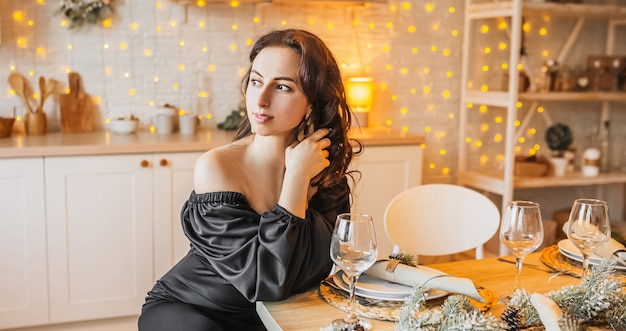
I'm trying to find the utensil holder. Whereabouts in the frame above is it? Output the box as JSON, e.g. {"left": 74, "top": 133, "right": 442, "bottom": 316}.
{"left": 25, "top": 111, "right": 47, "bottom": 135}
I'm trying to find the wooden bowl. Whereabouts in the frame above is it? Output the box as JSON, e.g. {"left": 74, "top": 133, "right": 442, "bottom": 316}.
{"left": 0, "top": 117, "right": 15, "bottom": 138}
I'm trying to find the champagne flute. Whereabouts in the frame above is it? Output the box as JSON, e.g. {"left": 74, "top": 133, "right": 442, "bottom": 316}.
{"left": 566, "top": 198, "right": 611, "bottom": 277}
{"left": 500, "top": 201, "right": 544, "bottom": 302}
{"left": 329, "top": 213, "right": 378, "bottom": 331}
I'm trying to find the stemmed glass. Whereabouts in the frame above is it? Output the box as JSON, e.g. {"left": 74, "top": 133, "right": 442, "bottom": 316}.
{"left": 330, "top": 213, "right": 378, "bottom": 331}
{"left": 566, "top": 198, "right": 611, "bottom": 277}
{"left": 499, "top": 201, "right": 544, "bottom": 302}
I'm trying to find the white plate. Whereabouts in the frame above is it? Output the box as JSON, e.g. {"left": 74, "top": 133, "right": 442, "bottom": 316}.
{"left": 557, "top": 239, "right": 626, "bottom": 271}
{"left": 332, "top": 270, "right": 448, "bottom": 301}
{"left": 353, "top": 273, "right": 413, "bottom": 295}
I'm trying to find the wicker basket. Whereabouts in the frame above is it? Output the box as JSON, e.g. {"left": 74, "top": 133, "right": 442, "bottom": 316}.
{"left": 0, "top": 117, "right": 16, "bottom": 138}
{"left": 514, "top": 155, "right": 550, "bottom": 177}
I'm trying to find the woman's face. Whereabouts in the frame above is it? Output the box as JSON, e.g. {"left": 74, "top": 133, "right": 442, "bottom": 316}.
{"left": 245, "top": 46, "right": 310, "bottom": 138}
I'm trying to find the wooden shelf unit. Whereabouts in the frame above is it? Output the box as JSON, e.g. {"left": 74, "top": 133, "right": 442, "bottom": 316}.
{"left": 458, "top": 0, "right": 626, "bottom": 255}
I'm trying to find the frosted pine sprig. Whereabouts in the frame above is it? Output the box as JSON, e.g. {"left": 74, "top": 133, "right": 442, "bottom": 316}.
{"left": 395, "top": 258, "right": 624, "bottom": 330}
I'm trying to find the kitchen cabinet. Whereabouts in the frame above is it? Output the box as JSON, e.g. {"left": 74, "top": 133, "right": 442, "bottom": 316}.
{"left": 152, "top": 152, "right": 200, "bottom": 279}
{"left": 458, "top": 0, "right": 626, "bottom": 254}
{"left": 0, "top": 158, "right": 48, "bottom": 329}
{"left": 44, "top": 154, "right": 155, "bottom": 323}
{"left": 0, "top": 152, "right": 200, "bottom": 329}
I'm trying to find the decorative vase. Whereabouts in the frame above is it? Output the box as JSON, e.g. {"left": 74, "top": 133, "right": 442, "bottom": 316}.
{"left": 582, "top": 148, "right": 601, "bottom": 177}
{"left": 549, "top": 157, "right": 568, "bottom": 177}
{"left": 25, "top": 111, "right": 47, "bottom": 135}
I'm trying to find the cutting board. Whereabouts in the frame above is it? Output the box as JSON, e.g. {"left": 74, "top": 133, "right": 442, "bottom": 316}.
{"left": 60, "top": 72, "right": 93, "bottom": 133}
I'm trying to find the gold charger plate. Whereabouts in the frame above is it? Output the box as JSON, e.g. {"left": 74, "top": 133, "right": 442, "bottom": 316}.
{"left": 318, "top": 276, "right": 495, "bottom": 322}
{"left": 540, "top": 245, "right": 626, "bottom": 278}
{"left": 540, "top": 244, "right": 584, "bottom": 275}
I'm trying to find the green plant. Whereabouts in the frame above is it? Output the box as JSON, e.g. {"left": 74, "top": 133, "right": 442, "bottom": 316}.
{"left": 217, "top": 102, "right": 246, "bottom": 131}
{"left": 545, "top": 123, "right": 573, "bottom": 157}
{"left": 57, "top": 0, "right": 114, "bottom": 30}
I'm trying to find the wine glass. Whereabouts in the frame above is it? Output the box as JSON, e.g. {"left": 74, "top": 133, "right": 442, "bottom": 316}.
{"left": 566, "top": 198, "right": 611, "bottom": 277}
{"left": 329, "top": 213, "right": 378, "bottom": 331}
{"left": 500, "top": 201, "right": 544, "bottom": 302}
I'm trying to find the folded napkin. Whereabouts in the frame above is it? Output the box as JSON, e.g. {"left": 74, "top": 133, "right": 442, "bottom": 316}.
{"left": 364, "top": 260, "right": 484, "bottom": 302}
{"left": 562, "top": 223, "right": 626, "bottom": 265}
{"left": 594, "top": 238, "right": 626, "bottom": 261}
{"left": 530, "top": 293, "right": 563, "bottom": 331}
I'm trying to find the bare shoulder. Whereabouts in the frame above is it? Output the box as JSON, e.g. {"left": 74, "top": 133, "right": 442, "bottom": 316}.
{"left": 193, "top": 142, "right": 246, "bottom": 194}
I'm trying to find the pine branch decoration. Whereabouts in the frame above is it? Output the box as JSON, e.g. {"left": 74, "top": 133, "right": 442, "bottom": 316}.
{"left": 509, "top": 289, "right": 541, "bottom": 326}
{"left": 500, "top": 306, "right": 523, "bottom": 331}
{"left": 396, "top": 288, "right": 507, "bottom": 330}
{"left": 395, "top": 258, "right": 625, "bottom": 330}
{"left": 437, "top": 295, "right": 506, "bottom": 330}
{"left": 558, "top": 313, "right": 587, "bottom": 331}
{"left": 389, "top": 252, "right": 417, "bottom": 267}
{"left": 548, "top": 259, "right": 625, "bottom": 324}
{"left": 57, "top": 0, "right": 114, "bottom": 30}
{"left": 507, "top": 259, "right": 626, "bottom": 329}
{"left": 396, "top": 285, "right": 437, "bottom": 330}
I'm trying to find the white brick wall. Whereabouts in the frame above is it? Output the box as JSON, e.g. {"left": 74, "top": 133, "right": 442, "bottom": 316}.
{"left": 1, "top": 1, "right": 625, "bottom": 219}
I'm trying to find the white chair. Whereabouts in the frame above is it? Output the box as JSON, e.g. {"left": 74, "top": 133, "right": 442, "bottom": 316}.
{"left": 383, "top": 184, "right": 500, "bottom": 262}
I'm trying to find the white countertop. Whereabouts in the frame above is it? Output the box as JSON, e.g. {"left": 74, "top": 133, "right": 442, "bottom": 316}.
{"left": 0, "top": 127, "right": 424, "bottom": 158}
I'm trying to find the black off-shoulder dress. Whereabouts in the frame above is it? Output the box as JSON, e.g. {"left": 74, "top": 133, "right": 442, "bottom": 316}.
{"left": 138, "top": 178, "right": 350, "bottom": 331}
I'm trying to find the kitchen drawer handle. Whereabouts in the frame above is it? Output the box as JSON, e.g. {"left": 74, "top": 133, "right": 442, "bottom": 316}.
{"left": 160, "top": 159, "right": 169, "bottom": 167}
{"left": 140, "top": 160, "right": 150, "bottom": 168}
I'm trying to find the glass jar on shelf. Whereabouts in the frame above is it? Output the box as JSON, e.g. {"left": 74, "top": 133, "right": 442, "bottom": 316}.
{"left": 544, "top": 59, "right": 559, "bottom": 92}
{"left": 608, "top": 56, "right": 625, "bottom": 91}
{"left": 575, "top": 65, "right": 590, "bottom": 91}
{"left": 555, "top": 65, "right": 575, "bottom": 92}
{"left": 587, "top": 55, "right": 609, "bottom": 91}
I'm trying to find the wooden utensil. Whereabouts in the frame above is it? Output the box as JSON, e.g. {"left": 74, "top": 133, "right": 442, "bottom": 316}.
{"left": 38, "top": 76, "right": 46, "bottom": 111}
{"left": 46, "top": 79, "right": 57, "bottom": 99}
{"left": 38, "top": 76, "right": 56, "bottom": 112}
{"left": 59, "top": 72, "right": 93, "bottom": 133}
{"left": 7, "top": 73, "right": 34, "bottom": 113}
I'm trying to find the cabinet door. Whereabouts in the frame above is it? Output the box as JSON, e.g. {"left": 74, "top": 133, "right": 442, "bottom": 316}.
{"left": 44, "top": 155, "right": 154, "bottom": 323}
{"left": 153, "top": 152, "right": 201, "bottom": 279}
{"left": 351, "top": 145, "right": 423, "bottom": 257}
{"left": 0, "top": 158, "right": 49, "bottom": 329}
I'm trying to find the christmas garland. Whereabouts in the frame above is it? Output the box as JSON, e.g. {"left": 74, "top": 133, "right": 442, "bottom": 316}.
{"left": 396, "top": 259, "right": 626, "bottom": 331}
{"left": 57, "top": 0, "right": 114, "bottom": 29}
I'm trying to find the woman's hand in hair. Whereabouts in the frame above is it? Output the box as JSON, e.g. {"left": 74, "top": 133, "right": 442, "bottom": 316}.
{"left": 285, "top": 128, "right": 331, "bottom": 182}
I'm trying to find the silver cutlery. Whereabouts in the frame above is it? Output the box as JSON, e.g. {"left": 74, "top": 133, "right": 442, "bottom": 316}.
{"left": 497, "top": 257, "right": 580, "bottom": 278}
{"left": 610, "top": 251, "right": 626, "bottom": 267}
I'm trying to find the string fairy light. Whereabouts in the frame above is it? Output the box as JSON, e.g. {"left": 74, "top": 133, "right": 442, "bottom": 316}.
{"left": 0, "top": 0, "right": 538, "bottom": 178}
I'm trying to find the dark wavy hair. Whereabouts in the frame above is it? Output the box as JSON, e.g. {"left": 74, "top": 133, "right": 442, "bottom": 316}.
{"left": 234, "top": 28, "right": 361, "bottom": 192}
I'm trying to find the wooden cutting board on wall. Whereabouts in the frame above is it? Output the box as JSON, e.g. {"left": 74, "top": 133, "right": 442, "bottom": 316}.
{"left": 60, "top": 72, "right": 93, "bottom": 133}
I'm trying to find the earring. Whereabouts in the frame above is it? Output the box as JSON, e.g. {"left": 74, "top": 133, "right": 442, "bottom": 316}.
{"left": 297, "top": 111, "right": 314, "bottom": 142}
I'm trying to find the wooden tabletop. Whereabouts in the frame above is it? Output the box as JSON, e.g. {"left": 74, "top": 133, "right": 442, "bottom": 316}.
{"left": 256, "top": 253, "right": 582, "bottom": 331}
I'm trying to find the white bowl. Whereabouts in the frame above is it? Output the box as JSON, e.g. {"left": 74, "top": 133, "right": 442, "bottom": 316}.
{"left": 109, "top": 118, "right": 139, "bottom": 134}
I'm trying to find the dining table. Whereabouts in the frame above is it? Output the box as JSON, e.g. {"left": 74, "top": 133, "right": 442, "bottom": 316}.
{"left": 256, "top": 250, "right": 586, "bottom": 331}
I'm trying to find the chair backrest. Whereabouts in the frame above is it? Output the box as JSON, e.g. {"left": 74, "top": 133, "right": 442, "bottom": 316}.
{"left": 383, "top": 184, "right": 500, "bottom": 259}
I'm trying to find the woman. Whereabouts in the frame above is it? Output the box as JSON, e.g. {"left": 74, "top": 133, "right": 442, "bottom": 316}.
{"left": 138, "top": 29, "right": 360, "bottom": 330}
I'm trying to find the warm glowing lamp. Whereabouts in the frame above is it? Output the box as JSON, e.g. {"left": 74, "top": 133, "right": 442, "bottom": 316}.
{"left": 345, "top": 77, "right": 374, "bottom": 128}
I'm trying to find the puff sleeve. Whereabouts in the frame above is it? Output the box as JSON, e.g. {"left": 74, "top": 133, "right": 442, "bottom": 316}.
{"left": 181, "top": 177, "right": 350, "bottom": 302}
